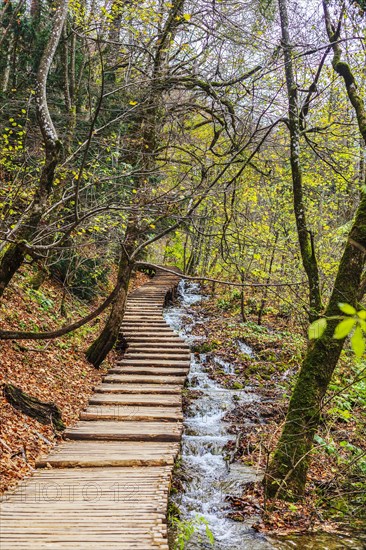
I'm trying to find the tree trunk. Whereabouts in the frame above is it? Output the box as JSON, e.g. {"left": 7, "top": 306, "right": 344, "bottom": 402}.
{"left": 86, "top": 1, "right": 187, "bottom": 367}
{"left": 0, "top": 0, "right": 68, "bottom": 298}
{"left": 264, "top": 0, "right": 366, "bottom": 501}
{"left": 0, "top": 144, "right": 62, "bottom": 298}
{"left": 30, "top": 0, "right": 41, "bottom": 20}
{"left": 265, "top": 193, "right": 366, "bottom": 499}
{"left": 85, "top": 253, "right": 133, "bottom": 368}
{"left": 278, "top": 0, "right": 322, "bottom": 320}
{"left": 0, "top": 243, "right": 26, "bottom": 297}
{"left": 4, "top": 383, "right": 65, "bottom": 431}
{"left": 257, "top": 233, "right": 278, "bottom": 325}
{"left": 240, "top": 270, "right": 247, "bottom": 323}
{"left": 1, "top": 32, "right": 14, "bottom": 92}
{"left": 62, "top": 25, "right": 77, "bottom": 155}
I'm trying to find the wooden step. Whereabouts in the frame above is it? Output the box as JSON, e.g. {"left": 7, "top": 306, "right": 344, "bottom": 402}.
{"left": 103, "top": 374, "right": 186, "bottom": 385}
{"left": 126, "top": 302, "right": 161, "bottom": 305}
{"left": 123, "top": 316, "right": 163, "bottom": 321}
{"left": 126, "top": 342, "right": 190, "bottom": 350}
{"left": 80, "top": 405, "right": 183, "bottom": 422}
{"left": 95, "top": 384, "right": 182, "bottom": 394}
{"left": 125, "top": 347, "right": 190, "bottom": 354}
{"left": 121, "top": 325, "right": 176, "bottom": 339}
{"left": 125, "top": 306, "right": 162, "bottom": 309}
{"left": 89, "top": 393, "right": 182, "bottom": 407}
{"left": 124, "top": 310, "right": 163, "bottom": 313}
{"left": 116, "top": 359, "right": 189, "bottom": 368}
{"left": 122, "top": 357, "right": 190, "bottom": 365}
{"left": 121, "top": 324, "right": 171, "bottom": 330}
{"left": 109, "top": 367, "right": 189, "bottom": 376}
{"left": 122, "top": 334, "right": 182, "bottom": 339}
{"left": 65, "top": 421, "right": 182, "bottom": 442}
{"left": 36, "top": 441, "right": 180, "bottom": 468}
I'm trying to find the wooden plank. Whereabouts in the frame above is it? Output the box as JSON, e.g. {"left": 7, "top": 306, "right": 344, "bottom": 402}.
{"left": 80, "top": 405, "right": 183, "bottom": 421}
{"left": 36, "top": 441, "right": 180, "bottom": 468}
{"left": 94, "top": 383, "right": 182, "bottom": 394}
{"left": 116, "top": 359, "right": 189, "bottom": 367}
{"left": 102, "top": 374, "right": 186, "bottom": 385}
{"left": 64, "top": 420, "right": 183, "bottom": 442}
{"left": 125, "top": 348, "right": 190, "bottom": 355}
{"left": 109, "top": 367, "right": 189, "bottom": 376}
{"left": 126, "top": 342, "right": 190, "bottom": 350}
{"left": 89, "top": 393, "right": 182, "bottom": 406}
{"left": 122, "top": 336, "right": 185, "bottom": 342}
{"left": 122, "top": 321, "right": 168, "bottom": 325}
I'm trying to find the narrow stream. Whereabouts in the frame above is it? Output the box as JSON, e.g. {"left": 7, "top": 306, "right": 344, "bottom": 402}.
{"left": 164, "top": 281, "right": 271, "bottom": 549}
{"left": 164, "top": 281, "right": 366, "bottom": 550}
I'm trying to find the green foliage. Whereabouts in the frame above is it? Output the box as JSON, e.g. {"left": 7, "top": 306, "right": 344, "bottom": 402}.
{"left": 308, "top": 318, "right": 327, "bottom": 340}
{"left": 171, "top": 514, "right": 214, "bottom": 550}
{"left": 308, "top": 304, "right": 366, "bottom": 357}
{"left": 216, "top": 289, "right": 241, "bottom": 310}
{"left": 26, "top": 289, "right": 54, "bottom": 311}
{"left": 191, "top": 341, "right": 218, "bottom": 353}
{"left": 50, "top": 254, "right": 110, "bottom": 302}
{"left": 258, "top": 0, "right": 276, "bottom": 19}
{"left": 239, "top": 320, "right": 268, "bottom": 334}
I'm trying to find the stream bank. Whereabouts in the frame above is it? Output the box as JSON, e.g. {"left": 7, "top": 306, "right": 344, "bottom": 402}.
{"left": 165, "top": 281, "right": 366, "bottom": 550}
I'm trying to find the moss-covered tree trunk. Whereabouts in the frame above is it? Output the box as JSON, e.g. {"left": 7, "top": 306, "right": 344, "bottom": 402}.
{"left": 0, "top": 145, "right": 61, "bottom": 298}
{"left": 265, "top": 194, "right": 366, "bottom": 498}
{"left": 266, "top": 4, "right": 366, "bottom": 493}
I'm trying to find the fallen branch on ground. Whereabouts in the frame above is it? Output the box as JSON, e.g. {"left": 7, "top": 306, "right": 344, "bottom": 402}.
{"left": 3, "top": 384, "right": 65, "bottom": 431}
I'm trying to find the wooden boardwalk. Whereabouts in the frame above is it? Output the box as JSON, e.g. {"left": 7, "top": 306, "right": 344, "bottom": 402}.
{"left": 1, "top": 269, "right": 190, "bottom": 549}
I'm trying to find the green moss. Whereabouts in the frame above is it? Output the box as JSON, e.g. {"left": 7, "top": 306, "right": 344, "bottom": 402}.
{"left": 167, "top": 501, "right": 181, "bottom": 521}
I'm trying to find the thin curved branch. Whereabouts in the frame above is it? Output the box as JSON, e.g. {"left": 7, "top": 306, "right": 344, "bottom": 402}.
{"left": 0, "top": 277, "right": 124, "bottom": 341}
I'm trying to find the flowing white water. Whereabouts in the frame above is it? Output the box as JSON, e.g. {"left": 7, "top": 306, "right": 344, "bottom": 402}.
{"left": 237, "top": 339, "right": 255, "bottom": 358}
{"left": 164, "top": 281, "right": 366, "bottom": 550}
{"left": 165, "top": 281, "right": 272, "bottom": 549}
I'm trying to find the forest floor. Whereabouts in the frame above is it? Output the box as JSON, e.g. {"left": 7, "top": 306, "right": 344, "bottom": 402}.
{"left": 186, "top": 287, "right": 366, "bottom": 538}
{"left": 0, "top": 266, "right": 149, "bottom": 495}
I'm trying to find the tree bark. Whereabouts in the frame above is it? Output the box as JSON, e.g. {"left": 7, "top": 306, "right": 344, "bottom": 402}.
{"left": 265, "top": 195, "right": 366, "bottom": 499}
{"left": 257, "top": 232, "right": 278, "bottom": 325}
{"left": 0, "top": 0, "right": 68, "bottom": 299}
{"left": 85, "top": 251, "right": 133, "bottom": 368}
{"left": 85, "top": 0, "right": 187, "bottom": 367}
{"left": 4, "top": 383, "right": 65, "bottom": 431}
{"left": 240, "top": 270, "right": 247, "bottom": 323}
{"left": 265, "top": 1, "right": 366, "bottom": 500}
{"left": 278, "top": 0, "right": 322, "bottom": 320}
